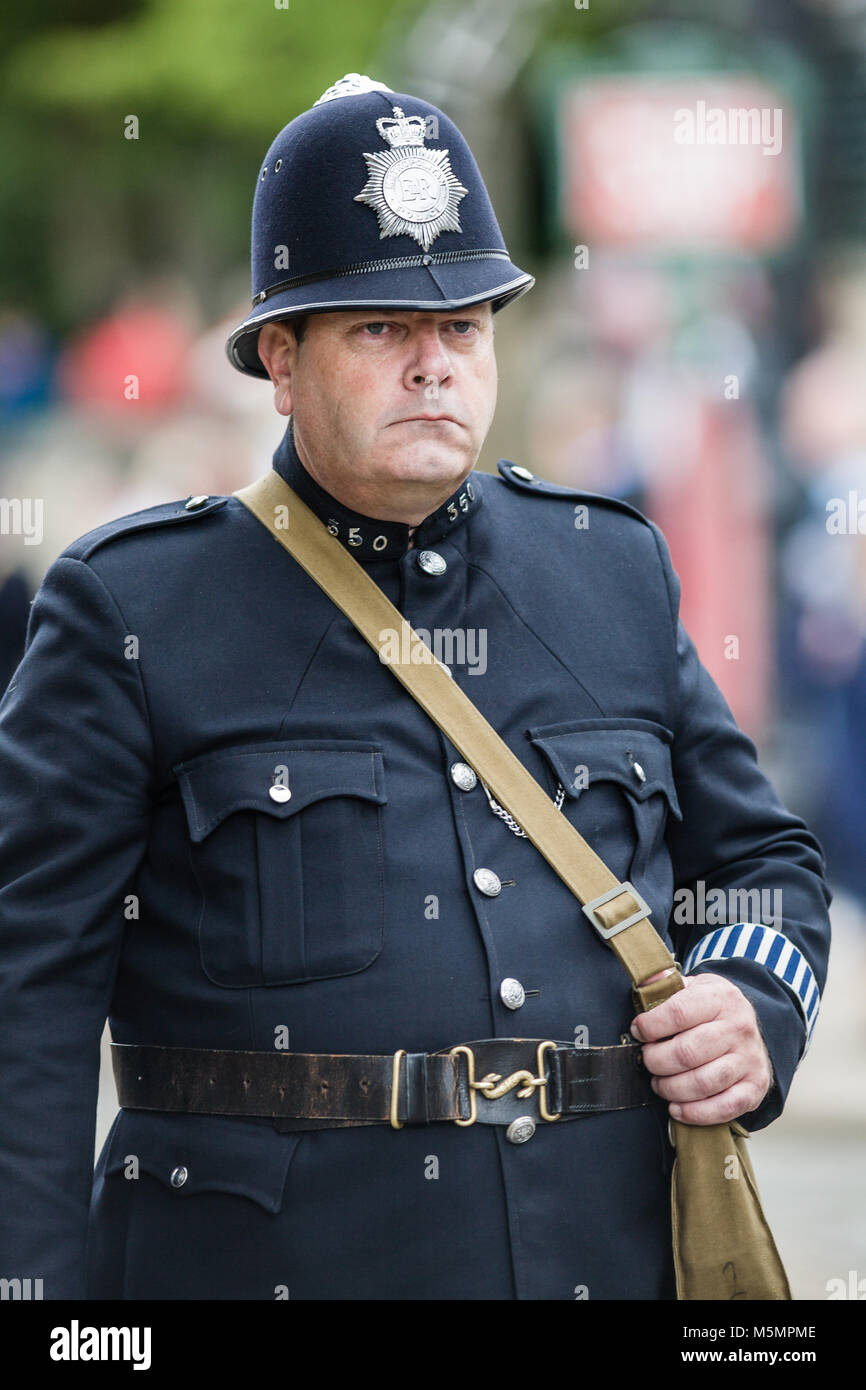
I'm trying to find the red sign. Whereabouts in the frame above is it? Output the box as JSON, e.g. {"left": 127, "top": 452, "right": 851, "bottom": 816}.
{"left": 560, "top": 75, "right": 801, "bottom": 252}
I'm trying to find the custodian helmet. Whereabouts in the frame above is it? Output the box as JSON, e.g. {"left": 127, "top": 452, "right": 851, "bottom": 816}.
{"left": 226, "top": 72, "right": 535, "bottom": 377}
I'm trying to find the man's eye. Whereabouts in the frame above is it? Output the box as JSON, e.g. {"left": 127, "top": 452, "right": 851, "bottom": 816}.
{"left": 361, "top": 322, "right": 389, "bottom": 336}
{"left": 451, "top": 321, "right": 476, "bottom": 334}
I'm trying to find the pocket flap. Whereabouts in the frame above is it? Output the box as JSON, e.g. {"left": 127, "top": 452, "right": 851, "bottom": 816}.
{"left": 173, "top": 740, "right": 386, "bottom": 841}
{"left": 527, "top": 718, "right": 682, "bottom": 821}
{"left": 105, "top": 1109, "right": 301, "bottom": 1212}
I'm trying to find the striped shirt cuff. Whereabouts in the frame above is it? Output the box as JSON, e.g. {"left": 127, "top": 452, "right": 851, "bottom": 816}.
{"left": 683, "top": 923, "right": 820, "bottom": 1051}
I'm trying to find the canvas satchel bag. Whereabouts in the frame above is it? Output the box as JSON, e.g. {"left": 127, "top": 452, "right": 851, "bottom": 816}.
{"left": 234, "top": 469, "right": 792, "bottom": 1300}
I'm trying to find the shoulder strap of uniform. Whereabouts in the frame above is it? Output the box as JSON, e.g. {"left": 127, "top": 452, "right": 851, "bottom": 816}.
{"left": 496, "top": 460, "right": 651, "bottom": 526}
{"left": 64, "top": 493, "right": 228, "bottom": 563}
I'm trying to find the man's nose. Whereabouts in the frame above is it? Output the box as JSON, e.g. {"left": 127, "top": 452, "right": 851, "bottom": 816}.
{"left": 406, "top": 327, "right": 453, "bottom": 385}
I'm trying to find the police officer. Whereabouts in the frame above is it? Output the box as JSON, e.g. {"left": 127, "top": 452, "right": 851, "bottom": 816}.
{"left": 0, "top": 74, "right": 830, "bottom": 1301}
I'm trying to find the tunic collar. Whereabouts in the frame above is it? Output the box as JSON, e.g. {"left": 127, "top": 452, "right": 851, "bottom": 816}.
{"left": 270, "top": 417, "right": 483, "bottom": 561}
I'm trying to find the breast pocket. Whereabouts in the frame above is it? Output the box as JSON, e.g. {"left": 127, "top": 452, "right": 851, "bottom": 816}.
{"left": 526, "top": 717, "right": 682, "bottom": 888}
{"left": 173, "top": 740, "right": 387, "bottom": 987}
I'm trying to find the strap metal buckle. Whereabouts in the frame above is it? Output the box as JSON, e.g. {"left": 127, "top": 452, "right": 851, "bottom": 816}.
{"left": 450, "top": 1041, "right": 561, "bottom": 1126}
{"left": 582, "top": 881, "right": 651, "bottom": 940}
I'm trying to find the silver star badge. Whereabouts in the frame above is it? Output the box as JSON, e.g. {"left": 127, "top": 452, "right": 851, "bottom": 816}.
{"left": 354, "top": 106, "right": 468, "bottom": 252}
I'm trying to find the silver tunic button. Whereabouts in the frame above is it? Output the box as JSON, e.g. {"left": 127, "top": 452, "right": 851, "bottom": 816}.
{"left": 632, "top": 761, "right": 646, "bottom": 783}
{"left": 499, "top": 977, "right": 526, "bottom": 1010}
{"left": 269, "top": 785, "right": 291, "bottom": 803}
{"left": 451, "top": 762, "right": 477, "bottom": 791}
{"left": 510, "top": 466, "right": 534, "bottom": 482}
{"left": 473, "top": 868, "right": 501, "bottom": 897}
{"left": 417, "top": 549, "right": 447, "bottom": 575}
{"left": 170, "top": 1165, "right": 188, "bottom": 1188}
{"left": 506, "top": 1116, "right": 536, "bottom": 1144}
{"left": 184, "top": 494, "right": 209, "bottom": 511}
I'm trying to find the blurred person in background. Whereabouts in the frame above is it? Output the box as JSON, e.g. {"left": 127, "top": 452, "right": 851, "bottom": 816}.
{"left": 777, "top": 253, "right": 866, "bottom": 907}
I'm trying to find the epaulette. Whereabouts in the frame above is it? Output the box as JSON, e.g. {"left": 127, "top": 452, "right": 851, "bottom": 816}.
{"left": 63, "top": 493, "right": 230, "bottom": 563}
{"left": 496, "top": 460, "right": 651, "bottom": 526}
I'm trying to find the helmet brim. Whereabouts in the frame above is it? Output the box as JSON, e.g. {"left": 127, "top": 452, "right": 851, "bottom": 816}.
{"left": 225, "top": 257, "right": 534, "bottom": 377}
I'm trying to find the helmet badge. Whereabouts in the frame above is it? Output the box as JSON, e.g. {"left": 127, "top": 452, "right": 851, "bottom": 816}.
{"left": 354, "top": 106, "right": 469, "bottom": 252}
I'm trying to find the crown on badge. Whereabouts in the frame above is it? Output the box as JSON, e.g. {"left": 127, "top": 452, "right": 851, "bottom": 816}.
{"left": 376, "top": 107, "right": 429, "bottom": 149}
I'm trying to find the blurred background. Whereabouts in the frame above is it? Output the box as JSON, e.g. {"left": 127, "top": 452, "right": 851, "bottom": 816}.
{"left": 1, "top": 0, "right": 864, "bottom": 1299}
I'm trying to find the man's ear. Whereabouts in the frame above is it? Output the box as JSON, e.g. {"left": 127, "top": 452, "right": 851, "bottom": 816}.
{"left": 257, "top": 322, "right": 297, "bottom": 416}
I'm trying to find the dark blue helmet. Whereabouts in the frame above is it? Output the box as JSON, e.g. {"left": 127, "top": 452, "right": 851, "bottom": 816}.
{"left": 226, "top": 72, "right": 534, "bottom": 377}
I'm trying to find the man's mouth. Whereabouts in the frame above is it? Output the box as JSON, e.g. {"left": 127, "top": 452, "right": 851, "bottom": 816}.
{"left": 393, "top": 414, "right": 462, "bottom": 425}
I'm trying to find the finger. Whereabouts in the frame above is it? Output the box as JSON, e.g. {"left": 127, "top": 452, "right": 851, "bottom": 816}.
{"left": 641, "top": 967, "right": 679, "bottom": 986}
{"left": 631, "top": 979, "right": 722, "bottom": 1042}
{"left": 650, "top": 1051, "right": 744, "bottom": 1103}
{"left": 667, "top": 1079, "right": 769, "bottom": 1126}
{"left": 641, "top": 1021, "right": 732, "bottom": 1078}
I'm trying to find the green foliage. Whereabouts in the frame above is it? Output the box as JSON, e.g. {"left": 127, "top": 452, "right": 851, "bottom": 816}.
{"left": 0, "top": 0, "right": 412, "bottom": 329}
{"left": 4, "top": 0, "right": 403, "bottom": 135}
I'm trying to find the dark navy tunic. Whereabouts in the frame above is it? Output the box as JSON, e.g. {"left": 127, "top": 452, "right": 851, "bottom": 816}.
{"left": 0, "top": 420, "right": 831, "bottom": 1299}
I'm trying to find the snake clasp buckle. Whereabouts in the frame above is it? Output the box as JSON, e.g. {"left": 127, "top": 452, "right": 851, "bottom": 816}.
{"left": 450, "top": 1041, "right": 561, "bottom": 1126}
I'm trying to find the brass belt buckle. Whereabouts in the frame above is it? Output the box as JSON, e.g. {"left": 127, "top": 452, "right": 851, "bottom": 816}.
{"left": 450, "top": 1040, "right": 561, "bottom": 1126}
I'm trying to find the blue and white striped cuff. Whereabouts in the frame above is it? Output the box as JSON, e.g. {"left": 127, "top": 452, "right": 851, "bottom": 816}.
{"left": 683, "top": 923, "right": 820, "bottom": 1049}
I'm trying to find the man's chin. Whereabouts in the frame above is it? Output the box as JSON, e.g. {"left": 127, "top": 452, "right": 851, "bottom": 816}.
{"left": 378, "top": 440, "right": 475, "bottom": 482}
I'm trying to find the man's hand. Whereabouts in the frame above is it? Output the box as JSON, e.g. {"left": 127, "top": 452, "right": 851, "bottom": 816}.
{"left": 630, "top": 972, "right": 774, "bottom": 1125}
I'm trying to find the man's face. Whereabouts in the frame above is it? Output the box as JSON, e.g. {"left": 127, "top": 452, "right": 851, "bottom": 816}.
{"left": 257, "top": 305, "right": 497, "bottom": 523}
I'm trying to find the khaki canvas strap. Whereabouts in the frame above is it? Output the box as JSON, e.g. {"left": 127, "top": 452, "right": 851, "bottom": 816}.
{"left": 234, "top": 471, "right": 680, "bottom": 1006}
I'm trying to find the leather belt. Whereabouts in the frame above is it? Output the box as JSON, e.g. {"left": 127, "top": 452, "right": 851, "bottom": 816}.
{"left": 111, "top": 1039, "right": 661, "bottom": 1132}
